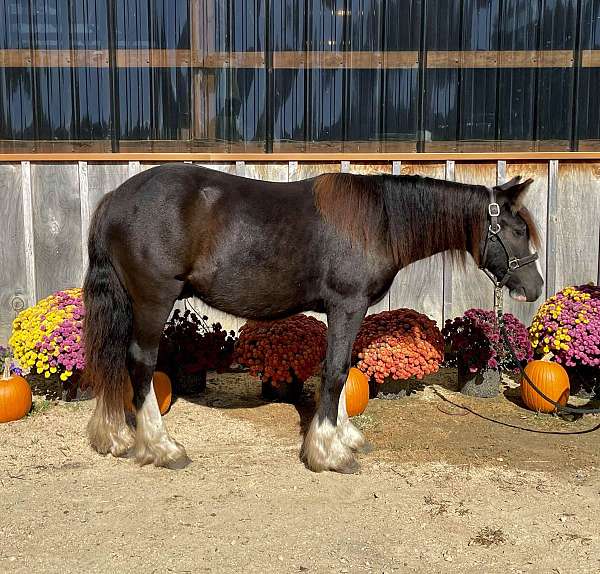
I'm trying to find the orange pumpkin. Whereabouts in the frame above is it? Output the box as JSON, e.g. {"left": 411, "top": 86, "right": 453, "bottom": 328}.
{"left": 521, "top": 357, "right": 570, "bottom": 413}
{"left": 124, "top": 371, "right": 172, "bottom": 415}
{"left": 345, "top": 367, "right": 370, "bottom": 417}
{"left": 0, "top": 362, "right": 32, "bottom": 423}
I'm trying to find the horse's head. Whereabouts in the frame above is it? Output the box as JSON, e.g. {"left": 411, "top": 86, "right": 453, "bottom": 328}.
{"left": 480, "top": 176, "right": 544, "bottom": 302}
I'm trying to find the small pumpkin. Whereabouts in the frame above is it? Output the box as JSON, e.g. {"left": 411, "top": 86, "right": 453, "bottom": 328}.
{"left": 124, "top": 371, "right": 172, "bottom": 415}
{"left": 0, "top": 360, "right": 32, "bottom": 423}
{"left": 521, "top": 354, "right": 570, "bottom": 413}
{"left": 345, "top": 367, "right": 370, "bottom": 417}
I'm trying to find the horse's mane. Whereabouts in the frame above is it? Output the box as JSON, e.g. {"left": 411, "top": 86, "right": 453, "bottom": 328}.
{"left": 313, "top": 173, "right": 539, "bottom": 267}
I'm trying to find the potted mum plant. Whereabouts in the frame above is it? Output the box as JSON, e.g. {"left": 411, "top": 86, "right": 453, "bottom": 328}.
{"left": 9, "top": 288, "right": 85, "bottom": 400}
{"left": 443, "top": 308, "right": 533, "bottom": 397}
{"left": 530, "top": 284, "right": 599, "bottom": 396}
{"left": 234, "top": 314, "right": 327, "bottom": 402}
{"left": 352, "top": 309, "right": 445, "bottom": 398}
{"left": 157, "top": 307, "right": 237, "bottom": 396}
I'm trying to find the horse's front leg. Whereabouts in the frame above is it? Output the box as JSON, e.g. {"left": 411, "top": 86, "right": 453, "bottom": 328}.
{"left": 301, "top": 302, "right": 368, "bottom": 473}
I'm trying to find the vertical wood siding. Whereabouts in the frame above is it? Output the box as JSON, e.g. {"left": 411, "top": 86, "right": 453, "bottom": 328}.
{"left": 0, "top": 159, "right": 598, "bottom": 339}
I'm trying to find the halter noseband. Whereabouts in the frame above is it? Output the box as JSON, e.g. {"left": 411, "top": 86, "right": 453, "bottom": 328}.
{"left": 479, "top": 188, "right": 539, "bottom": 288}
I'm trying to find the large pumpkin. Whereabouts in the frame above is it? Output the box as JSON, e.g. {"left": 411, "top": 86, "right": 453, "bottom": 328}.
{"left": 0, "top": 367, "right": 32, "bottom": 423}
{"left": 345, "top": 367, "right": 369, "bottom": 417}
{"left": 124, "top": 371, "right": 172, "bottom": 415}
{"left": 521, "top": 358, "right": 570, "bottom": 413}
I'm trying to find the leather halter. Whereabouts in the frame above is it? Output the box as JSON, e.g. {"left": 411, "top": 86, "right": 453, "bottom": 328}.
{"left": 479, "top": 188, "right": 539, "bottom": 288}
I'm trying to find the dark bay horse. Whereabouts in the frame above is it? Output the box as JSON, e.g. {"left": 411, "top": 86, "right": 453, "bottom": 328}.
{"left": 83, "top": 164, "right": 543, "bottom": 473}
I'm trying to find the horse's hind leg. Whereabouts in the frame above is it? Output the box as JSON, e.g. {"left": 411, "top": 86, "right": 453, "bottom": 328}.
{"left": 301, "top": 302, "right": 368, "bottom": 473}
{"left": 128, "top": 295, "right": 189, "bottom": 469}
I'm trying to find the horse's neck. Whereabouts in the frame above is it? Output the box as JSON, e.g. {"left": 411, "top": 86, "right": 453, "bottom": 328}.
{"left": 388, "top": 177, "right": 486, "bottom": 266}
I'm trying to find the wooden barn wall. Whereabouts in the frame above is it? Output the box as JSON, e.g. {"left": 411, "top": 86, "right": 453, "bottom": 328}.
{"left": 0, "top": 159, "right": 599, "bottom": 341}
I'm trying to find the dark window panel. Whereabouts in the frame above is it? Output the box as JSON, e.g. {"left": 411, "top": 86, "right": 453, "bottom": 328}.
{"left": 230, "top": 0, "right": 265, "bottom": 51}
{"left": 497, "top": 68, "right": 536, "bottom": 141}
{"left": 382, "top": 69, "right": 419, "bottom": 144}
{"left": 459, "top": 69, "right": 497, "bottom": 142}
{"left": 499, "top": 0, "right": 541, "bottom": 50}
{"left": 537, "top": 68, "right": 573, "bottom": 145}
{"left": 271, "top": 0, "right": 305, "bottom": 51}
{"left": 425, "top": 0, "right": 462, "bottom": 51}
{"left": 116, "top": 0, "right": 189, "bottom": 49}
{"left": 579, "top": 0, "right": 598, "bottom": 49}
{"left": 346, "top": 0, "right": 383, "bottom": 51}
{"left": 0, "top": 68, "right": 35, "bottom": 139}
{"left": 461, "top": 0, "right": 500, "bottom": 51}
{"left": 306, "top": 0, "right": 346, "bottom": 51}
{"left": 424, "top": 69, "right": 459, "bottom": 143}
{"left": 117, "top": 67, "right": 190, "bottom": 140}
{"left": 539, "top": 0, "right": 576, "bottom": 50}
{"left": 273, "top": 68, "right": 306, "bottom": 144}
{"left": 307, "top": 69, "right": 343, "bottom": 143}
{"left": 577, "top": 68, "right": 600, "bottom": 140}
{"left": 383, "top": 0, "right": 422, "bottom": 51}
{"left": 1, "top": 1, "right": 33, "bottom": 49}
{"left": 345, "top": 69, "right": 383, "bottom": 145}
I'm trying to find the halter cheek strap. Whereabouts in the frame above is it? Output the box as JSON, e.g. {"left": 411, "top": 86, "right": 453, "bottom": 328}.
{"left": 479, "top": 188, "right": 539, "bottom": 288}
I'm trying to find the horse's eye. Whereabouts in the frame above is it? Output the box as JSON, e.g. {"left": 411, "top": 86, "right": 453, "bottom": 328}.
{"left": 513, "top": 227, "right": 526, "bottom": 237}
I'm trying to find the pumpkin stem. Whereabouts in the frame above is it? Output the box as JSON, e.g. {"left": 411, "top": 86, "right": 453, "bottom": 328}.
{"left": 2, "top": 357, "right": 11, "bottom": 380}
{"left": 541, "top": 352, "right": 555, "bottom": 362}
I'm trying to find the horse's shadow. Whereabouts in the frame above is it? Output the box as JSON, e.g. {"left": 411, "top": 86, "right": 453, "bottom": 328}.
{"left": 172, "top": 373, "right": 316, "bottom": 435}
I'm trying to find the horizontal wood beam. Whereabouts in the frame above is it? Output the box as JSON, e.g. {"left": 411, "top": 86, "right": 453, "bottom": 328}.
{"left": 427, "top": 50, "right": 574, "bottom": 68}
{"left": 0, "top": 49, "right": 595, "bottom": 69}
{"left": 272, "top": 51, "right": 419, "bottom": 69}
{"left": 2, "top": 152, "right": 600, "bottom": 162}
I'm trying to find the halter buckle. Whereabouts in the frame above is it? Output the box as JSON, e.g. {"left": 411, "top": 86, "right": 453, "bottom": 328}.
{"left": 489, "top": 223, "right": 501, "bottom": 234}
{"left": 508, "top": 258, "right": 520, "bottom": 270}
{"left": 488, "top": 203, "right": 500, "bottom": 217}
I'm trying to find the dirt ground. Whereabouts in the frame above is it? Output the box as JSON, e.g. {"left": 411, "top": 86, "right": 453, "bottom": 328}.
{"left": 1, "top": 369, "right": 600, "bottom": 574}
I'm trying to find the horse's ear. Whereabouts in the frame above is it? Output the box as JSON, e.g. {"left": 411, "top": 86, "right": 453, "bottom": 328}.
{"left": 495, "top": 177, "right": 534, "bottom": 210}
{"left": 495, "top": 176, "right": 522, "bottom": 192}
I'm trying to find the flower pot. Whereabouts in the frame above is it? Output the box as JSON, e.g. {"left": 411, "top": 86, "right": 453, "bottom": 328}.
{"left": 372, "top": 377, "right": 425, "bottom": 399}
{"left": 26, "top": 370, "right": 83, "bottom": 401}
{"left": 458, "top": 367, "right": 500, "bottom": 398}
{"left": 261, "top": 376, "right": 304, "bottom": 403}
{"left": 171, "top": 366, "right": 207, "bottom": 396}
{"left": 566, "top": 365, "right": 600, "bottom": 399}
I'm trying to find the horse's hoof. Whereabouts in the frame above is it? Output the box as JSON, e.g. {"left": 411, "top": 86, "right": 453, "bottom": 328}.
{"left": 133, "top": 438, "right": 190, "bottom": 469}
{"left": 336, "top": 457, "right": 360, "bottom": 474}
{"left": 88, "top": 426, "right": 134, "bottom": 458}
{"left": 166, "top": 453, "right": 192, "bottom": 470}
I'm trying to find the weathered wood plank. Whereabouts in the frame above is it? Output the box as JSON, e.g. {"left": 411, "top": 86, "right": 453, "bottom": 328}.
{"left": 31, "top": 164, "right": 82, "bottom": 297}
{"left": 288, "top": 162, "right": 340, "bottom": 182}
{"left": 244, "top": 162, "right": 289, "bottom": 182}
{"left": 79, "top": 161, "right": 89, "bottom": 272}
{"left": 87, "top": 163, "right": 130, "bottom": 213}
{"left": 20, "top": 161, "right": 36, "bottom": 308}
{"left": 503, "top": 163, "right": 549, "bottom": 325}
{"left": 197, "top": 163, "right": 236, "bottom": 174}
{"left": 389, "top": 162, "right": 446, "bottom": 327}
{"left": 0, "top": 164, "right": 26, "bottom": 343}
{"left": 545, "top": 160, "right": 559, "bottom": 297}
{"left": 555, "top": 163, "right": 600, "bottom": 290}
{"left": 450, "top": 163, "right": 496, "bottom": 317}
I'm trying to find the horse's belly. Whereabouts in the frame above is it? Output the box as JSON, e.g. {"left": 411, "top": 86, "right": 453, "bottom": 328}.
{"left": 190, "top": 267, "right": 317, "bottom": 320}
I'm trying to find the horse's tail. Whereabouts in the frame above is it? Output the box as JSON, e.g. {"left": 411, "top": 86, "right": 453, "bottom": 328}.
{"left": 83, "top": 195, "right": 132, "bottom": 450}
